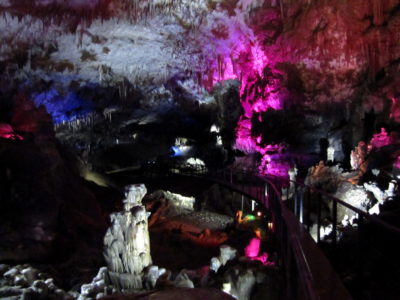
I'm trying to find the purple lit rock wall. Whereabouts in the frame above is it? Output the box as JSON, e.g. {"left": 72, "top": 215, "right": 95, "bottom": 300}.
{"left": 198, "top": 0, "right": 400, "bottom": 173}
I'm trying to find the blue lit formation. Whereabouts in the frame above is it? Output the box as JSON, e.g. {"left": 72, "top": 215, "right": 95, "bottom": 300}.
{"left": 32, "top": 89, "right": 94, "bottom": 124}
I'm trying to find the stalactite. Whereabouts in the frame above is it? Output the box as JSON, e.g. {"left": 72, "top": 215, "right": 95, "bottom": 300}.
{"left": 372, "top": 0, "right": 384, "bottom": 26}
{"left": 375, "top": 31, "right": 382, "bottom": 72}
{"left": 386, "top": 37, "right": 390, "bottom": 64}
{"left": 119, "top": 80, "right": 128, "bottom": 100}
{"left": 279, "top": 0, "right": 285, "bottom": 20}
{"left": 2, "top": 0, "right": 191, "bottom": 34}
{"left": 363, "top": 42, "right": 376, "bottom": 81}
{"left": 217, "top": 54, "right": 222, "bottom": 81}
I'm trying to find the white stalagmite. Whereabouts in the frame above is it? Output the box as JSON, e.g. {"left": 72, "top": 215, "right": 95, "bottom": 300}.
{"left": 103, "top": 184, "right": 152, "bottom": 291}
{"left": 209, "top": 244, "right": 237, "bottom": 273}
{"left": 327, "top": 146, "right": 335, "bottom": 162}
{"left": 365, "top": 180, "right": 398, "bottom": 215}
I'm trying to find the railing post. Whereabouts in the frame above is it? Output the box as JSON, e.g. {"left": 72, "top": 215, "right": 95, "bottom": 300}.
{"left": 317, "top": 193, "right": 322, "bottom": 243}
{"left": 306, "top": 187, "right": 311, "bottom": 232}
{"left": 286, "top": 182, "right": 290, "bottom": 202}
{"left": 255, "top": 185, "right": 258, "bottom": 202}
{"left": 332, "top": 201, "right": 337, "bottom": 247}
{"left": 294, "top": 185, "right": 298, "bottom": 217}
{"left": 285, "top": 225, "right": 292, "bottom": 299}
{"left": 299, "top": 186, "right": 304, "bottom": 224}
{"left": 358, "top": 214, "right": 364, "bottom": 283}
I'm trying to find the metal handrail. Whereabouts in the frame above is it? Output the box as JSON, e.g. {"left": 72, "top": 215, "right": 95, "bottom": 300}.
{"left": 285, "top": 179, "right": 400, "bottom": 236}
{"left": 268, "top": 173, "right": 400, "bottom": 300}
{"left": 144, "top": 162, "right": 400, "bottom": 239}
{"left": 264, "top": 173, "right": 321, "bottom": 300}
{"left": 213, "top": 166, "right": 400, "bottom": 300}
{"left": 220, "top": 165, "right": 400, "bottom": 237}
{"left": 208, "top": 168, "right": 330, "bottom": 300}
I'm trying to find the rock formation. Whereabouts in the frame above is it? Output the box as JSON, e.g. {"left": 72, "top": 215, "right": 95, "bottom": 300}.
{"left": 365, "top": 180, "right": 398, "bottom": 215}
{"left": 223, "top": 268, "right": 256, "bottom": 300}
{"left": 103, "top": 184, "right": 152, "bottom": 291}
{"left": 0, "top": 264, "right": 71, "bottom": 299}
{"left": 79, "top": 267, "right": 114, "bottom": 299}
{"left": 333, "top": 183, "right": 373, "bottom": 222}
{"left": 209, "top": 245, "right": 237, "bottom": 273}
{"left": 350, "top": 141, "right": 368, "bottom": 171}
{"left": 143, "top": 266, "right": 166, "bottom": 290}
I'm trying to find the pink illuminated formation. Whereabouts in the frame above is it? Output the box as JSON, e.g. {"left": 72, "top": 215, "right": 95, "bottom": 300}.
{"left": 259, "top": 154, "right": 290, "bottom": 177}
{"left": 0, "top": 124, "right": 23, "bottom": 140}
{"left": 245, "top": 237, "right": 261, "bottom": 258}
{"left": 390, "top": 97, "right": 400, "bottom": 123}
{"left": 395, "top": 156, "right": 400, "bottom": 169}
{"left": 212, "top": 56, "right": 237, "bottom": 84}
{"left": 207, "top": 37, "right": 286, "bottom": 175}
{"left": 202, "top": 10, "right": 287, "bottom": 176}
{"left": 370, "top": 128, "right": 392, "bottom": 149}
{"left": 244, "top": 237, "right": 268, "bottom": 264}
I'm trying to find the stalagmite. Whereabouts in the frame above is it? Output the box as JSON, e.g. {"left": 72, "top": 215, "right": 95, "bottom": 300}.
{"left": 103, "top": 184, "right": 152, "bottom": 291}
{"left": 327, "top": 146, "right": 335, "bottom": 162}
{"left": 209, "top": 245, "right": 237, "bottom": 273}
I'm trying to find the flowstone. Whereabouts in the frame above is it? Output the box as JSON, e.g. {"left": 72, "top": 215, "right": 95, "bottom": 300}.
{"left": 103, "top": 184, "right": 152, "bottom": 291}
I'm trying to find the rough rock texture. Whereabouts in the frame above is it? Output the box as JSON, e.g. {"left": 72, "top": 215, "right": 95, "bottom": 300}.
{"left": 172, "top": 211, "right": 233, "bottom": 231}
{"left": 143, "top": 266, "right": 166, "bottom": 290}
{"left": 238, "top": 0, "right": 400, "bottom": 118}
{"left": 0, "top": 264, "right": 72, "bottom": 299}
{"left": 304, "top": 161, "right": 345, "bottom": 193}
{"left": 103, "top": 184, "right": 152, "bottom": 291}
{"left": 350, "top": 141, "right": 368, "bottom": 170}
{"left": 1, "top": 0, "right": 399, "bottom": 163}
{"left": 144, "top": 190, "right": 195, "bottom": 220}
{"left": 247, "top": 0, "right": 400, "bottom": 162}
{"left": 173, "top": 271, "right": 194, "bottom": 289}
{"left": 333, "top": 182, "right": 373, "bottom": 221}
{"left": 219, "top": 245, "right": 238, "bottom": 266}
{"left": 364, "top": 180, "right": 397, "bottom": 203}
{"left": 0, "top": 96, "right": 116, "bottom": 278}
{"left": 221, "top": 260, "right": 279, "bottom": 300}
{"left": 78, "top": 266, "right": 116, "bottom": 299}
{"left": 209, "top": 245, "right": 237, "bottom": 273}
{"left": 212, "top": 79, "right": 244, "bottom": 150}
{"left": 364, "top": 180, "right": 398, "bottom": 214}
{"left": 223, "top": 269, "right": 255, "bottom": 300}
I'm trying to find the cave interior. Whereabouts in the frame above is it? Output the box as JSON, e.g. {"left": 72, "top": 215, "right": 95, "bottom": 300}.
{"left": 1, "top": 1, "right": 400, "bottom": 300}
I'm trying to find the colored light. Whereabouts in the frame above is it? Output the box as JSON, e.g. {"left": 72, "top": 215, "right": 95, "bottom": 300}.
{"left": 31, "top": 89, "right": 94, "bottom": 124}
{"left": 0, "top": 124, "right": 23, "bottom": 140}
{"left": 171, "top": 146, "right": 183, "bottom": 157}
{"left": 370, "top": 128, "right": 392, "bottom": 149}
{"left": 395, "top": 156, "right": 400, "bottom": 169}
{"left": 245, "top": 237, "right": 261, "bottom": 258}
{"left": 244, "top": 214, "right": 256, "bottom": 221}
